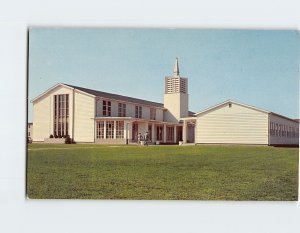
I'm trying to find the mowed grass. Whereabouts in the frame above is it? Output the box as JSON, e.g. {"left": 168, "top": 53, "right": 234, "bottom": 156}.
{"left": 27, "top": 144, "right": 298, "bottom": 200}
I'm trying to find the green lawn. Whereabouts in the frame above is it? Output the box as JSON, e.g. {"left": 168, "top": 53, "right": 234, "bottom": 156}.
{"left": 27, "top": 144, "right": 299, "bottom": 200}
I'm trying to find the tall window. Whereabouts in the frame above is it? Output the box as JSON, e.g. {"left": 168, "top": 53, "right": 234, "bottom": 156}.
{"left": 132, "top": 123, "right": 138, "bottom": 141}
{"left": 167, "top": 126, "right": 174, "bottom": 141}
{"left": 150, "top": 108, "right": 156, "bottom": 120}
{"left": 103, "top": 100, "right": 111, "bottom": 116}
{"left": 106, "top": 121, "right": 114, "bottom": 138}
{"left": 116, "top": 121, "right": 124, "bottom": 138}
{"left": 135, "top": 106, "right": 142, "bottom": 118}
{"left": 118, "top": 103, "right": 126, "bottom": 117}
{"left": 96, "top": 121, "right": 105, "bottom": 138}
{"left": 148, "top": 124, "right": 152, "bottom": 141}
{"left": 54, "top": 94, "right": 69, "bottom": 137}
{"left": 156, "top": 125, "right": 163, "bottom": 141}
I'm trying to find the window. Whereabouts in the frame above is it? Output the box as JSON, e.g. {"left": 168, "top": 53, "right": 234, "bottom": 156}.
{"left": 96, "top": 121, "right": 105, "bottom": 139}
{"left": 229, "top": 103, "right": 232, "bottom": 108}
{"left": 167, "top": 126, "right": 174, "bottom": 141}
{"left": 118, "top": 103, "right": 126, "bottom": 117}
{"left": 135, "top": 106, "right": 142, "bottom": 118}
{"left": 106, "top": 121, "right": 114, "bottom": 138}
{"left": 270, "top": 122, "right": 274, "bottom": 136}
{"left": 116, "top": 121, "right": 124, "bottom": 138}
{"left": 156, "top": 126, "right": 163, "bottom": 141}
{"left": 150, "top": 108, "right": 156, "bottom": 120}
{"left": 28, "top": 132, "right": 30, "bottom": 137}
{"left": 54, "top": 94, "right": 69, "bottom": 137}
{"left": 132, "top": 123, "right": 138, "bottom": 141}
{"left": 148, "top": 124, "right": 152, "bottom": 140}
{"left": 103, "top": 100, "right": 111, "bottom": 116}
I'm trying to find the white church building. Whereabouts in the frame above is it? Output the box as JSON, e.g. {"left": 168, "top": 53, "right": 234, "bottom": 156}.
{"left": 31, "top": 59, "right": 299, "bottom": 146}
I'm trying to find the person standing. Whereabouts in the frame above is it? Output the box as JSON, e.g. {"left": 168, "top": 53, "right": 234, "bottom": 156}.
{"left": 144, "top": 132, "right": 149, "bottom": 146}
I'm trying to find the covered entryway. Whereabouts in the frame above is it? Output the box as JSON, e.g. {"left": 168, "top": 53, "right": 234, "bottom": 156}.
{"left": 181, "top": 117, "right": 197, "bottom": 144}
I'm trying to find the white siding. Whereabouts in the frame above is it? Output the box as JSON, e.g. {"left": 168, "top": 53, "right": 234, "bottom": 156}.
{"left": 196, "top": 102, "right": 269, "bottom": 144}
{"left": 73, "top": 91, "right": 95, "bottom": 142}
{"left": 32, "top": 85, "right": 74, "bottom": 141}
{"left": 32, "top": 97, "right": 51, "bottom": 141}
{"left": 269, "top": 114, "right": 299, "bottom": 145}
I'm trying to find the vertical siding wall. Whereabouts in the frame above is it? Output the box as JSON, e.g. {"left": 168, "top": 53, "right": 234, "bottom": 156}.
{"left": 73, "top": 91, "right": 95, "bottom": 142}
{"left": 196, "top": 103, "right": 269, "bottom": 144}
{"left": 32, "top": 86, "right": 74, "bottom": 141}
{"left": 269, "top": 114, "right": 299, "bottom": 145}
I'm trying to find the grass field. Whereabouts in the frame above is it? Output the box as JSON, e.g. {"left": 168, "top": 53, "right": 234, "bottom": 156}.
{"left": 27, "top": 144, "right": 298, "bottom": 200}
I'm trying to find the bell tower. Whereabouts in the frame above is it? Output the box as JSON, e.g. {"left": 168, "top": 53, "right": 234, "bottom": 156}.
{"left": 163, "top": 58, "right": 189, "bottom": 122}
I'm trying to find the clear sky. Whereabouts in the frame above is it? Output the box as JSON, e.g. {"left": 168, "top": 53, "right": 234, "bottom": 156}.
{"left": 28, "top": 28, "right": 299, "bottom": 121}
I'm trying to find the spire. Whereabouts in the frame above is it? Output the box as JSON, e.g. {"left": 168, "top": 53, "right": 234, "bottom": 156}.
{"left": 173, "top": 57, "right": 180, "bottom": 77}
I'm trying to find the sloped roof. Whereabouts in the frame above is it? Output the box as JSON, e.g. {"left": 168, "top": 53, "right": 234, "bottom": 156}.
{"left": 63, "top": 83, "right": 165, "bottom": 108}
{"left": 195, "top": 99, "right": 299, "bottom": 123}
{"left": 188, "top": 111, "right": 196, "bottom": 116}
{"left": 195, "top": 99, "right": 270, "bottom": 115}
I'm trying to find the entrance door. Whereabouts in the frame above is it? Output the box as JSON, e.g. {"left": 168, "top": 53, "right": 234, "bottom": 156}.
{"left": 176, "top": 126, "right": 182, "bottom": 142}
{"left": 187, "top": 124, "right": 195, "bottom": 143}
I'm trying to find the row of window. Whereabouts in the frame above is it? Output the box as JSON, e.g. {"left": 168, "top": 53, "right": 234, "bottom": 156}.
{"left": 96, "top": 121, "right": 178, "bottom": 142}
{"left": 101, "top": 100, "right": 156, "bottom": 120}
{"left": 270, "top": 122, "right": 299, "bottom": 138}
{"left": 96, "top": 120, "right": 124, "bottom": 139}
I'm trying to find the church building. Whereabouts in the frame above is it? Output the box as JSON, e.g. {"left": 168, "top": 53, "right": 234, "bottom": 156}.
{"left": 30, "top": 58, "right": 299, "bottom": 146}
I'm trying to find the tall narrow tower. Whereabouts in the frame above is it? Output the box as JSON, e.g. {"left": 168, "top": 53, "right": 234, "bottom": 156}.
{"left": 163, "top": 58, "right": 189, "bottom": 122}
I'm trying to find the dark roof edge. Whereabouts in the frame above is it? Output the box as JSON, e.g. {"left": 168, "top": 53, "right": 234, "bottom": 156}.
{"left": 63, "top": 83, "right": 165, "bottom": 108}
{"left": 269, "top": 112, "right": 300, "bottom": 124}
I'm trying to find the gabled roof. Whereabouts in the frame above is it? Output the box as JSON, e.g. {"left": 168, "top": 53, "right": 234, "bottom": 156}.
{"left": 31, "top": 83, "right": 74, "bottom": 103}
{"left": 63, "top": 83, "right": 165, "bottom": 108}
{"left": 195, "top": 99, "right": 299, "bottom": 123}
{"left": 195, "top": 99, "right": 270, "bottom": 115}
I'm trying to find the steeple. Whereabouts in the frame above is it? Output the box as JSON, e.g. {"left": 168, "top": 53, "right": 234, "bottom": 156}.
{"left": 173, "top": 57, "right": 180, "bottom": 77}
{"left": 164, "top": 58, "right": 189, "bottom": 122}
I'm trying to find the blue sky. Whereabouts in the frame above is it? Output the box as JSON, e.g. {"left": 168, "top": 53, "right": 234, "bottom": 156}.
{"left": 28, "top": 28, "right": 299, "bottom": 121}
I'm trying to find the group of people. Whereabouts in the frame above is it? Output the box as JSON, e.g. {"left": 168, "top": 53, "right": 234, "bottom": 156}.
{"left": 137, "top": 132, "right": 150, "bottom": 146}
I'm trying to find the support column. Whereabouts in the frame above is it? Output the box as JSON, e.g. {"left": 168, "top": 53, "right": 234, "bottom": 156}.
{"left": 151, "top": 123, "right": 155, "bottom": 143}
{"left": 163, "top": 124, "right": 167, "bottom": 143}
{"left": 104, "top": 120, "right": 107, "bottom": 139}
{"left": 128, "top": 122, "right": 132, "bottom": 141}
{"left": 113, "top": 120, "right": 117, "bottom": 139}
{"left": 124, "top": 121, "right": 128, "bottom": 144}
{"left": 182, "top": 120, "right": 187, "bottom": 143}
{"left": 94, "top": 121, "right": 97, "bottom": 142}
{"left": 174, "top": 125, "right": 177, "bottom": 143}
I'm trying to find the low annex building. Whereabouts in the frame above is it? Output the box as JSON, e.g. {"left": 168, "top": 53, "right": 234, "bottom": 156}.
{"left": 31, "top": 58, "right": 299, "bottom": 146}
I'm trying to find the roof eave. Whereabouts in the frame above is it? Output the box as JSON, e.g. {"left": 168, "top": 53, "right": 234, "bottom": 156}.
{"left": 31, "top": 83, "right": 73, "bottom": 103}
{"left": 195, "top": 99, "right": 270, "bottom": 116}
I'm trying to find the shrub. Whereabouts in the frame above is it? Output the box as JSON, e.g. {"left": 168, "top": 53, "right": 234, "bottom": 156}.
{"left": 65, "top": 135, "right": 72, "bottom": 144}
{"left": 50, "top": 134, "right": 54, "bottom": 138}
{"left": 54, "top": 134, "right": 58, "bottom": 138}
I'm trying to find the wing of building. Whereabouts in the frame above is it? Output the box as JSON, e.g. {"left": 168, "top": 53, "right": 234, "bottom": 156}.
{"left": 182, "top": 100, "right": 299, "bottom": 146}
{"left": 30, "top": 58, "right": 299, "bottom": 146}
